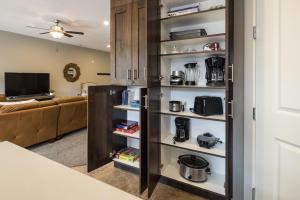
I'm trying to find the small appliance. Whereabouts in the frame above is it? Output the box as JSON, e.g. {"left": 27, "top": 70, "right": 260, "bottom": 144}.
{"left": 203, "top": 43, "right": 221, "bottom": 51}
{"left": 177, "top": 154, "right": 211, "bottom": 182}
{"left": 170, "top": 29, "right": 207, "bottom": 40}
{"left": 205, "top": 57, "right": 226, "bottom": 86}
{"left": 170, "top": 71, "right": 185, "bottom": 85}
{"left": 197, "top": 133, "right": 223, "bottom": 149}
{"left": 193, "top": 96, "right": 223, "bottom": 116}
{"left": 169, "top": 101, "right": 184, "bottom": 112}
{"left": 184, "top": 63, "right": 199, "bottom": 86}
{"left": 174, "top": 117, "right": 190, "bottom": 143}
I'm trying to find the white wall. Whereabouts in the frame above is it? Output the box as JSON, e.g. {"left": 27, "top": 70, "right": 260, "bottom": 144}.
{"left": 0, "top": 30, "right": 111, "bottom": 96}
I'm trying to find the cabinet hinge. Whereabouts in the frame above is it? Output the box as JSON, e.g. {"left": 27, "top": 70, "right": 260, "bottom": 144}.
{"left": 252, "top": 187, "right": 256, "bottom": 200}
{"left": 253, "top": 26, "right": 257, "bottom": 40}
{"left": 253, "top": 107, "right": 256, "bottom": 120}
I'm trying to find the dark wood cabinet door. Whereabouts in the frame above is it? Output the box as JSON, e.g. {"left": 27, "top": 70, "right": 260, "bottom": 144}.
{"left": 111, "top": 0, "right": 132, "bottom": 85}
{"left": 139, "top": 88, "right": 148, "bottom": 194}
{"left": 88, "top": 86, "right": 113, "bottom": 172}
{"left": 147, "top": 87, "right": 161, "bottom": 197}
{"left": 132, "top": 0, "right": 147, "bottom": 86}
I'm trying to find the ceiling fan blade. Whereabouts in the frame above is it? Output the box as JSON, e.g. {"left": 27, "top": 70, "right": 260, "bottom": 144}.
{"left": 65, "top": 31, "right": 84, "bottom": 35}
{"left": 40, "top": 32, "right": 50, "bottom": 34}
{"left": 26, "top": 26, "right": 49, "bottom": 31}
{"left": 63, "top": 32, "right": 74, "bottom": 38}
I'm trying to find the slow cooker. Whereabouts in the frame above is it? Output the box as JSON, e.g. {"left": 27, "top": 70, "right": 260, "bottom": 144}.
{"left": 177, "top": 154, "right": 211, "bottom": 182}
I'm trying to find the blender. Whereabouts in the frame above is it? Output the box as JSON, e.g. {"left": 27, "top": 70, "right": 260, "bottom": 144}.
{"left": 184, "top": 63, "right": 199, "bottom": 86}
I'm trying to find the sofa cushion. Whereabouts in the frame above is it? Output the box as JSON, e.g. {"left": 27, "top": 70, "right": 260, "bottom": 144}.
{"left": 0, "top": 102, "right": 40, "bottom": 114}
{"left": 53, "top": 96, "right": 86, "bottom": 104}
{"left": 0, "top": 100, "right": 56, "bottom": 114}
{"left": 0, "top": 99, "right": 37, "bottom": 106}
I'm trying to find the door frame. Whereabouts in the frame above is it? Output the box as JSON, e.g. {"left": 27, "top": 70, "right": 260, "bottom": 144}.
{"left": 244, "top": 0, "right": 257, "bottom": 199}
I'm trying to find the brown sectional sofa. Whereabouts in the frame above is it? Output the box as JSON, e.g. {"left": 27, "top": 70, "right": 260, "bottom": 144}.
{"left": 0, "top": 96, "right": 87, "bottom": 148}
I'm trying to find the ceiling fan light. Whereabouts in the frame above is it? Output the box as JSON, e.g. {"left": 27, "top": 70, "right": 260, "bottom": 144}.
{"left": 50, "top": 31, "right": 64, "bottom": 39}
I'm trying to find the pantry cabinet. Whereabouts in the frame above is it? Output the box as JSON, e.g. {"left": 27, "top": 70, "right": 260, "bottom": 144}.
{"left": 89, "top": 0, "right": 244, "bottom": 199}
{"left": 111, "top": 0, "right": 147, "bottom": 86}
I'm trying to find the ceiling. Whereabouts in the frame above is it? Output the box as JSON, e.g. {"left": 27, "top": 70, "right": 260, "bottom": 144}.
{"left": 0, "top": 0, "right": 111, "bottom": 52}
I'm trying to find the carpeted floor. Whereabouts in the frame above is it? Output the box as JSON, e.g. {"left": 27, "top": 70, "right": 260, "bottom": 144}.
{"left": 30, "top": 129, "right": 207, "bottom": 200}
{"left": 30, "top": 129, "right": 87, "bottom": 167}
{"left": 73, "top": 163, "right": 206, "bottom": 200}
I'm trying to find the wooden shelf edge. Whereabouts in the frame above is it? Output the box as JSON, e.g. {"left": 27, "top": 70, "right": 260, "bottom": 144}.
{"left": 160, "top": 141, "right": 226, "bottom": 158}
{"left": 161, "top": 85, "right": 226, "bottom": 89}
{"left": 113, "top": 105, "right": 140, "bottom": 111}
{"left": 160, "top": 7, "right": 226, "bottom": 21}
{"left": 160, "top": 111, "right": 226, "bottom": 122}
{"left": 113, "top": 158, "right": 140, "bottom": 169}
{"left": 113, "top": 131, "right": 140, "bottom": 139}
{"left": 160, "top": 50, "right": 226, "bottom": 57}
{"left": 160, "top": 33, "right": 226, "bottom": 43}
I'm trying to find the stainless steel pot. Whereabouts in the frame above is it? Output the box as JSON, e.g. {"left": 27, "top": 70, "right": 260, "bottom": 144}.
{"left": 178, "top": 155, "right": 211, "bottom": 182}
{"left": 169, "top": 101, "right": 184, "bottom": 112}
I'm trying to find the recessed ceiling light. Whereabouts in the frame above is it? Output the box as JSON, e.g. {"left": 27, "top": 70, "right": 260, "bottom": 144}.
{"left": 103, "top": 20, "right": 110, "bottom": 26}
{"left": 107, "top": 44, "right": 111, "bottom": 48}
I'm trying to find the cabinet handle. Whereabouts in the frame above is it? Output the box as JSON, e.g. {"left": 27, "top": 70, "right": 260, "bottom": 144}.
{"left": 228, "top": 101, "right": 234, "bottom": 118}
{"left": 228, "top": 64, "right": 234, "bottom": 83}
{"left": 127, "top": 69, "right": 132, "bottom": 80}
{"left": 133, "top": 69, "right": 138, "bottom": 80}
{"left": 142, "top": 95, "right": 149, "bottom": 109}
{"left": 159, "top": 75, "right": 164, "bottom": 81}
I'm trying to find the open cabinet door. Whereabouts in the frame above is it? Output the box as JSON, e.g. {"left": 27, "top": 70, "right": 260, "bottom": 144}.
{"left": 147, "top": 87, "right": 161, "bottom": 197}
{"left": 88, "top": 86, "right": 112, "bottom": 172}
{"left": 146, "top": 0, "right": 161, "bottom": 197}
{"left": 140, "top": 88, "right": 148, "bottom": 194}
{"left": 88, "top": 85, "right": 126, "bottom": 172}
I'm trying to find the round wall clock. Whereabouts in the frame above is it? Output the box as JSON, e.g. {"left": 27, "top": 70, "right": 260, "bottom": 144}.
{"left": 63, "top": 63, "right": 81, "bottom": 82}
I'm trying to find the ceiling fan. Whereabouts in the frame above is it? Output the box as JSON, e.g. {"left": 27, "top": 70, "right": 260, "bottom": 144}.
{"left": 26, "top": 20, "right": 84, "bottom": 39}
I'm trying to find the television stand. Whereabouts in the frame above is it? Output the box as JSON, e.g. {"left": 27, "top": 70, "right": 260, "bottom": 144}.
{"left": 6, "top": 94, "right": 54, "bottom": 102}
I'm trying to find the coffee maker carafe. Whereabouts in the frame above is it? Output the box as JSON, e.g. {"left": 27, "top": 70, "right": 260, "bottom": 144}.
{"left": 174, "top": 117, "right": 190, "bottom": 143}
{"left": 205, "top": 57, "right": 225, "bottom": 86}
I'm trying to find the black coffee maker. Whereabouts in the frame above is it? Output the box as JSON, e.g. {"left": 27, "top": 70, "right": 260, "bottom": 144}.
{"left": 205, "top": 57, "right": 225, "bottom": 86}
{"left": 174, "top": 117, "right": 190, "bottom": 143}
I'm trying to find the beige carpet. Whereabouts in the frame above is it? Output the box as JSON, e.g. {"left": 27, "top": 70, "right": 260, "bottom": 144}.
{"left": 73, "top": 163, "right": 207, "bottom": 200}
{"left": 30, "top": 129, "right": 87, "bottom": 167}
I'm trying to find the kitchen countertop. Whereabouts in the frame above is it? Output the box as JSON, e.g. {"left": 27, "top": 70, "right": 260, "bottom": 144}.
{"left": 0, "top": 141, "right": 142, "bottom": 200}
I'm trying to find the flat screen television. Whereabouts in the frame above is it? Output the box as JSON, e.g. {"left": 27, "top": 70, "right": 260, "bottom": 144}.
{"left": 5, "top": 73, "right": 50, "bottom": 97}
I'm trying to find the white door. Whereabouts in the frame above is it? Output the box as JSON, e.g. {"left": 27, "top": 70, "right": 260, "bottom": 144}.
{"left": 256, "top": 0, "right": 300, "bottom": 199}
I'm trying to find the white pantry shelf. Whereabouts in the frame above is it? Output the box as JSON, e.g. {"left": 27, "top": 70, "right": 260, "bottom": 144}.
{"left": 113, "top": 130, "right": 140, "bottom": 139}
{"left": 160, "top": 109, "right": 226, "bottom": 122}
{"left": 113, "top": 105, "right": 140, "bottom": 111}
{"left": 161, "top": 134, "right": 226, "bottom": 158}
{"left": 161, "top": 162, "right": 225, "bottom": 195}
{"left": 113, "top": 158, "right": 140, "bottom": 169}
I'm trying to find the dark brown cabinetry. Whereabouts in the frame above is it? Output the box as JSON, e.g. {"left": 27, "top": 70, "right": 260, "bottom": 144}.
{"left": 88, "top": 85, "right": 149, "bottom": 194}
{"left": 89, "top": 0, "right": 244, "bottom": 199}
{"left": 111, "top": 0, "right": 132, "bottom": 85}
{"left": 111, "top": 0, "right": 147, "bottom": 86}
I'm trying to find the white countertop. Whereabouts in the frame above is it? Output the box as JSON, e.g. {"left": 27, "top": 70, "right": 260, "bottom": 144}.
{"left": 0, "top": 142, "right": 142, "bottom": 200}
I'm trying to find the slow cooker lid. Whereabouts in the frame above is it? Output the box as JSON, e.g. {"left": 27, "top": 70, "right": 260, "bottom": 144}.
{"left": 179, "top": 155, "right": 209, "bottom": 169}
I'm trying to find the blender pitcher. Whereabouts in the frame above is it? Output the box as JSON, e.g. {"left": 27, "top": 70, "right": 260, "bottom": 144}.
{"left": 184, "top": 63, "right": 199, "bottom": 86}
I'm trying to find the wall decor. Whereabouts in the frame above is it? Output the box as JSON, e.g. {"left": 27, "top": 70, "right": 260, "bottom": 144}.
{"left": 63, "top": 63, "right": 81, "bottom": 82}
